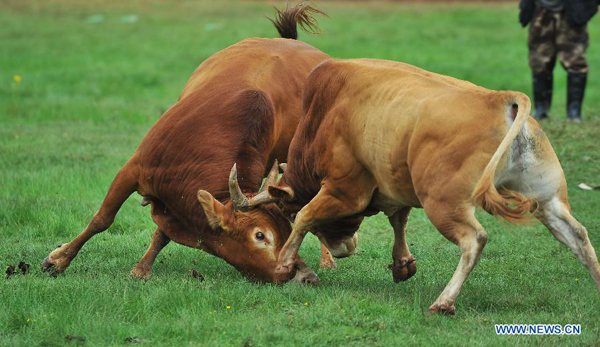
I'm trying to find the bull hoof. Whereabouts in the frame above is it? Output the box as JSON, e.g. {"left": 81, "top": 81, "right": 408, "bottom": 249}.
{"left": 130, "top": 266, "right": 151, "bottom": 280}
{"left": 41, "top": 244, "right": 71, "bottom": 277}
{"left": 41, "top": 255, "right": 55, "bottom": 271}
{"left": 319, "top": 259, "right": 337, "bottom": 270}
{"left": 427, "top": 302, "right": 456, "bottom": 316}
{"left": 41, "top": 255, "right": 61, "bottom": 277}
{"left": 392, "top": 256, "right": 417, "bottom": 283}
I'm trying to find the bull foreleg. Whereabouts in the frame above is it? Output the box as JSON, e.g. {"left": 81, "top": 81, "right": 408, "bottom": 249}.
{"left": 425, "top": 203, "right": 488, "bottom": 315}
{"left": 389, "top": 207, "right": 416, "bottom": 282}
{"left": 275, "top": 218, "right": 310, "bottom": 277}
{"left": 42, "top": 164, "right": 139, "bottom": 276}
{"left": 276, "top": 182, "right": 370, "bottom": 277}
{"left": 537, "top": 197, "right": 600, "bottom": 292}
{"left": 130, "top": 228, "right": 171, "bottom": 280}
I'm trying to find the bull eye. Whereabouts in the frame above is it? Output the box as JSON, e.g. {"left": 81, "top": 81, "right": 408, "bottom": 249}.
{"left": 255, "top": 232, "right": 265, "bottom": 241}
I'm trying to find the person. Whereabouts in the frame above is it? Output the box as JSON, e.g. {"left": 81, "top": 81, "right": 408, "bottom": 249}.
{"left": 519, "top": 0, "right": 598, "bottom": 122}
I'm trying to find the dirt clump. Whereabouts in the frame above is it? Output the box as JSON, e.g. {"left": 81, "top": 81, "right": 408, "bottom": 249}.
{"left": 65, "top": 335, "right": 86, "bottom": 342}
{"left": 191, "top": 269, "right": 205, "bottom": 282}
{"left": 5, "top": 265, "right": 16, "bottom": 279}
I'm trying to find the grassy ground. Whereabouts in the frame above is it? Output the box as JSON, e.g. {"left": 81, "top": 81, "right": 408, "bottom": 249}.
{"left": 1, "top": 0, "right": 599, "bottom": 346}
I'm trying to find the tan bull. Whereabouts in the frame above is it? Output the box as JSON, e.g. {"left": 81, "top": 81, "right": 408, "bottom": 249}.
{"left": 241, "top": 58, "right": 600, "bottom": 313}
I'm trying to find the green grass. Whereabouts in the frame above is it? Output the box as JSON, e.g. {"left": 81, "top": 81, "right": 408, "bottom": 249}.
{"left": 1, "top": 1, "right": 599, "bottom": 346}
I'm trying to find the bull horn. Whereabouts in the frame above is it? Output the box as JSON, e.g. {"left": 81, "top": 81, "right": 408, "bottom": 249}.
{"left": 229, "top": 163, "right": 250, "bottom": 211}
{"left": 246, "top": 189, "right": 280, "bottom": 207}
{"left": 279, "top": 163, "right": 287, "bottom": 173}
{"left": 259, "top": 160, "right": 280, "bottom": 193}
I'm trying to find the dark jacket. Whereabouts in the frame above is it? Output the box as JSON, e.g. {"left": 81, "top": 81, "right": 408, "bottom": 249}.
{"left": 519, "top": 0, "right": 599, "bottom": 27}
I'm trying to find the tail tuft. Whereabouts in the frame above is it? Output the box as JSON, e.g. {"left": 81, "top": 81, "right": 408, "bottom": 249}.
{"left": 472, "top": 184, "right": 537, "bottom": 225}
{"left": 269, "top": 2, "right": 327, "bottom": 40}
{"left": 470, "top": 92, "right": 537, "bottom": 224}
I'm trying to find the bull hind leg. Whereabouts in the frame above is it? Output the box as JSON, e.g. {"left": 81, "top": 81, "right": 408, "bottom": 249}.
{"left": 130, "top": 228, "right": 170, "bottom": 280}
{"left": 42, "top": 163, "right": 139, "bottom": 276}
{"left": 424, "top": 202, "right": 488, "bottom": 315}
{"left": 389, "top": 207, "right": 416, "bottom": 282}
{"left": 319, "top": 243, "right": 337, "bottom": 269}
{"left": 536, "top": 197, "right": 600, "bottom": 292}
{"left": 130, "top": 198, "right": 209, "bottom": 279}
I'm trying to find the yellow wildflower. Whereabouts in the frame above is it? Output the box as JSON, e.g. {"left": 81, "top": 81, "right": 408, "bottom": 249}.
{"left": 14, "top": 75, "right": 21, "bottom": 83}
{"left": 226, "top": 305, "right": 231, "bottom": 309}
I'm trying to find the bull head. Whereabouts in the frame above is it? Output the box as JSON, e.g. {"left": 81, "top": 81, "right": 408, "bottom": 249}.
{"left": 195, "top": 161, "right": 312, "bottom": 284}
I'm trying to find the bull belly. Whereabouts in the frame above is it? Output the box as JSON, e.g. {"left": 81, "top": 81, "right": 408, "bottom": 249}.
{"left": 370, "top": 188, "right": 421, "bottom": 216}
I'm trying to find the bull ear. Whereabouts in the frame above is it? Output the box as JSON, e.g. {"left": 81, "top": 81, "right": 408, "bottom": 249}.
{"left": 197, "top": 190, "right": 231, "bottom": 231}
{"left": 267, "top": 185, "right": 295, "bottom": 201}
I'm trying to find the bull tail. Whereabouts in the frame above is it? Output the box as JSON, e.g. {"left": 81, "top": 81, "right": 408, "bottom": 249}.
{"left": 471, "top": 92, "right": 537, "bottom": 224}
{"left": 269, "top": 3, "right": 327, "bottom": 40}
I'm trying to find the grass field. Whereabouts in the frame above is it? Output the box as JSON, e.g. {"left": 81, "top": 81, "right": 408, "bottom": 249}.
{"left": 2, "top": 0, "right": 600, "bottom": 346}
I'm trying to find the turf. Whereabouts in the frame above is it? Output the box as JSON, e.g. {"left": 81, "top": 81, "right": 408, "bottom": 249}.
{"left": 1, "top": 1, "right": 599, "bottom": 346}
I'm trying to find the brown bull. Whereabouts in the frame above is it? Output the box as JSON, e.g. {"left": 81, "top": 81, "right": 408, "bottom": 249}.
{"left": 245, "top": 58, "right": 600, "bottom": 313}
{"left": 41, "top": 5, "right": 336, "bottom": 283}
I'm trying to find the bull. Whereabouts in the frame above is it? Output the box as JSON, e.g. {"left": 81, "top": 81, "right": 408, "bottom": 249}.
{"left": 41, "top": 5, "right": 336, "bottom": 283}
{"left": 241, "top": 58, "right": 600, "bottom": 313}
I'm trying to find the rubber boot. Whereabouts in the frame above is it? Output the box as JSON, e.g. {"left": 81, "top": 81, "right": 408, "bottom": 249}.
{"left": 567, "top": 73, "right": 587, "bottom": 123}
{"left": 532, "top": 72, "right": 553, "bottom": 120}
